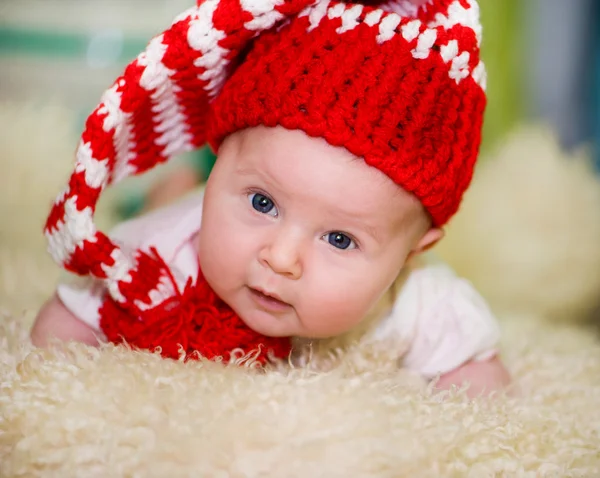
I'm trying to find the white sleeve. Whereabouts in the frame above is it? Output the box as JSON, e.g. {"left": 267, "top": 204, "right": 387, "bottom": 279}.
{"left": 370, "top": 263, "right": 501, "bottom": 379}
{"left": 56, "top": 275, "right": 105, "bottom": 331}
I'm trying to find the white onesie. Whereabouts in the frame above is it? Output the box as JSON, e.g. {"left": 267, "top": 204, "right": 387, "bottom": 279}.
{"left": 57, "top": 191, "right": 500, "bottom": 379}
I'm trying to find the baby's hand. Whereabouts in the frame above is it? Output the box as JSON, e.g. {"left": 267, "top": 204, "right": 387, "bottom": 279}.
{"left": 31, "top": 294, "right": 100, "bottom": 347}
{"left": 434, "top": 356, "right": 511, "bottom": 398}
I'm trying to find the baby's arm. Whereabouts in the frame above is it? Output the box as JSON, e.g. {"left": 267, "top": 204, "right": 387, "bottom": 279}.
{"left": 31, "top": 294, "right": 100, "bottom": 347}
{"left": 373, "top": 260, "right": 510, "bottom": 397}
{"left": 405, "top": 264, "right": 510, "bottom": 397}
{"left": 436, "top": 355, "right": 511, "bottom": 398}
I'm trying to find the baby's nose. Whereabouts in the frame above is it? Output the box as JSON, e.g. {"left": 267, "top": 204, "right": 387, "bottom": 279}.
{"left": 259, "top": 231, "right": 303, "bottom": 279}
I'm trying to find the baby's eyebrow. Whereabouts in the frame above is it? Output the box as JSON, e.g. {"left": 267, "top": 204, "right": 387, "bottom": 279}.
{"left": 236, "top": 165, "right": 281, "bottom": 185}
{"left": 359, "top": 223, "right": 385, "bottom": 243}
{"left": 235, "top": 166, "right": 258, "bottom": 177}
{"left": 330, "top": 208, "right": 386, "bottom": 243}
{"left": 235, "top": 166, "right": 285, "bottom": 196}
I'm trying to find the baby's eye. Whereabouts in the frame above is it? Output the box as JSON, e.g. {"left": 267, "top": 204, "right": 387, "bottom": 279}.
{"left": 324, "top": 232, "right": 356, "bottom": 250}
{"left": 249, "top": 192, "right": 278, "bottom": 217}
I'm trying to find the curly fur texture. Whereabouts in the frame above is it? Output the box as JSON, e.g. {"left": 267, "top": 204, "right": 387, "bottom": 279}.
{"left": 1, "top": 101, "right": 600, "bottom": 476}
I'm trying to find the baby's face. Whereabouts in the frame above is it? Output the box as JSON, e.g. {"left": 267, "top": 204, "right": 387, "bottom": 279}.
{"left": 198, "top": 126, "right": 430, "bottom": 338}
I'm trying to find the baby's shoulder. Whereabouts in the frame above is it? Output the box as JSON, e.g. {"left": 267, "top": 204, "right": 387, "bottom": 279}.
{"left": 399, "top": 254, "right": 464, "bottom": 296}
{"left": 367, "top": 255, "right": 460, "bottom": 336}
{"left": 368, "top": 253, "right": 498, "bottom": 344}
{"left": 363, "top": 254, "right": 500, "bottom": 377}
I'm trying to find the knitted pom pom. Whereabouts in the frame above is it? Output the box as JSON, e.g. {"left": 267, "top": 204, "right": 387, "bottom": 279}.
{"left": 99, "top": 249, "right": 292, "bottom": 364}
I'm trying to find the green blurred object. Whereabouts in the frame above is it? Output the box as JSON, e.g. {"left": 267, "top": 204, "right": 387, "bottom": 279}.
{"left": 193, "top": 146, "right": 218, "bottom": 179}
{"left": 478, "top": 0, "right": 523, "bottom": 153}
{"left": 0, "top": 26, "right": 145, "bottom": 61}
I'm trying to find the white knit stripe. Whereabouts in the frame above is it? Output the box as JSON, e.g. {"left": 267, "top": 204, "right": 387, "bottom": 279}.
{"left": 45, "top": 196, "right": 96, "bottom": 265}
{"left": 97, "top": 79, "right": 135, "bottom": 185}
{"left": 440, "top": 38, "right": 459, "bottom": 63}
{"left": 305, "top": 0, "right": 330, "bottom": 31}
{"left": 138, "top": 36, "right": 169, "bottom": 91}
{"left": 411, "top": 28, "right": 437, "bottom": 59}
{"left": 98, "top": 81, "right": 133, "bottom": 181}
{"left": 472, "top": 60, "right": 487, "bottom": 90}
{"left": 200, "top": 63, "right": 230, "bottom": 97}
{"left": 138, "top": 35, "right": 193, "bottom": 160}
{"left": 441, "top": 39, "right": 478, "bottom": 85}
{"left": 101, "top": 248, "right": 135, "bottom": 304}
{"left": 54, "top": 184, "right": 71, "bottom": 205}
{"left": 240, "top": 0, "right": 283, "bottom": 17}
{"left": 197, "top": 52, "right": 229, "bottom": 84}
{"left": 448, "top": 51, "right": 470, "bottom": 83}
{"left": 112, "top": 120, "right": 136, "bottom": 183}
{"left": 153, "top": 104, "right": 193, "bottom": 157}
{"left": 376, "top": 14, "right": 401, "bottom": 43}
{"left": 401, "top": 19, "right": 421, "bottom": 42}
{"left": 241, "top": 0, "right": 285, "bottom": 31}
{"left": 336, "top": 4, "right": 363, "bottom": 34}
{"left": 327, "top": 3, "right": 346, "bottom": 20}
{"left": 98, "top": 82, "right": 124, "bottom": 134}
{"left": 364, "top": 9, "right": 383, "bottom": 27}
{"left": 428, "top": 0, "right": 482, "bottom": 45}
{"left": 74, "top": 140, "right": 110, "bottom": 190}
{"left": 188, "top": 0, "right": 229, "bottom": 97}
{"left": 134, "top": 274, "right": 177, "bottom": 311}
{"left": 187, "top": 1, "right": 225, "bottom": 61}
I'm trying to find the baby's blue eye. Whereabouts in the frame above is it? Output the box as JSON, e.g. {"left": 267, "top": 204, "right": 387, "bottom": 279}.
{"left": 325, "top": 232, "right": 355, "bottom": 250}
{"left": 250, "top": 193, "right": 277, "bottom": 216}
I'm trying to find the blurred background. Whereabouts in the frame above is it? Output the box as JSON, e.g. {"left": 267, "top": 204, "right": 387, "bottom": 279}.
{"left": 1, "top": 0, "right": 599, "bottom": 191}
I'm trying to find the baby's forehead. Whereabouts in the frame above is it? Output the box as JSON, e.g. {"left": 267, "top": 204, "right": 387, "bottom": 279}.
{"left": 226, "top": 126, "right": 427, "bottom": 222}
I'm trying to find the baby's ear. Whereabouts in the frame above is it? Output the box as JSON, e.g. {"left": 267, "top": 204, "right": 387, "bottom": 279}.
{"left": 411, "top": 227, "right": 445, "bottom": 255}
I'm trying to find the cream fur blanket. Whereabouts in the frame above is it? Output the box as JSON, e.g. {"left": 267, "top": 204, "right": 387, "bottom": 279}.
{"left": 1, "top": 101, "right": 600, "bottom": 477}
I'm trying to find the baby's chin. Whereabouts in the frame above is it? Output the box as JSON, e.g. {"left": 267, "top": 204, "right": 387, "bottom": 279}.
{"left": 227, "top": 300, "right": 297, "bottom": 338}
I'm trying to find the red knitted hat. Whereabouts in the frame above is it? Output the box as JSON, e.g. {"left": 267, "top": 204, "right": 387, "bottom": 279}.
{"left": 45, "top": 0, "right": 486, "bottom": 313}
{"left": 207, "top": 0, "right": 487, "bottom": 224}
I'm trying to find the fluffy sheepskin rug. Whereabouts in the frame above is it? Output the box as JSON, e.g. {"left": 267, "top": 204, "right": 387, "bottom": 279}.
{"left": 1, "top": 101, "right": 600, "bottom": 477}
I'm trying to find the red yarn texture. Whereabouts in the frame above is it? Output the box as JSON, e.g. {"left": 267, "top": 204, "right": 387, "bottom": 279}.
{"left": 99, "top": 250, "right": 292, "bottom": 365}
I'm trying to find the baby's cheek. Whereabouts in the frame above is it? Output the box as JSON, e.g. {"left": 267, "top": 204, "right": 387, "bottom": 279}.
{"left": 301, "top": 282, "right": 374, "bottom": 336}
{"left": 198, "top": 222, "right": 237, "bottom": 290}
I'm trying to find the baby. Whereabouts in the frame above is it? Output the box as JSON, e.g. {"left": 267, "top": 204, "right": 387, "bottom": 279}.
{"left": 31, "top": 0, "right": 510, "bottom": 396}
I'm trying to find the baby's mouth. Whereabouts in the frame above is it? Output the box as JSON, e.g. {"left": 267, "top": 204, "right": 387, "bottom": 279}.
{"left": 248, "top": 287, "right": 291, "bottom": 310}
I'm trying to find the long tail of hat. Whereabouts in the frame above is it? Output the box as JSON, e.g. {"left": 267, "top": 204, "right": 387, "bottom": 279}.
{"left": 44, "top": 0, "right": 319, "bottom": 311}
{"left": 44, "top": 0, "right": 484, "bottom": 312}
